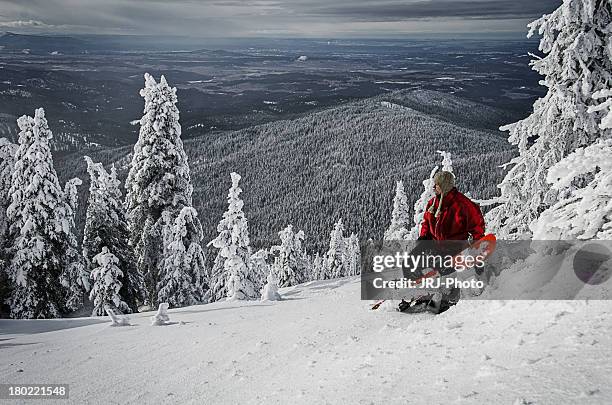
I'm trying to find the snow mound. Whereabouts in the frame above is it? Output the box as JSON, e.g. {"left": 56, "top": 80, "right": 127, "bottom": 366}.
{"left": 106, "top": 308, "right": 131, "bottom": 327}
{"left": 151, "top": 303, "right": 171, "bottom": 326}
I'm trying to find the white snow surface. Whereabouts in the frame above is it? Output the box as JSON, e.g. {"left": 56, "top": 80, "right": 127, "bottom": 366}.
{"left": 1, "top": 277, "right": 611, "bottom": 404}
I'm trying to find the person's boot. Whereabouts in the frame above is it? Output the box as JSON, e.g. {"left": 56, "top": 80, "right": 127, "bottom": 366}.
{"left": 446, "top": 286, "right": 461, "bottom": 305}
{"left": 428, "top": 288, "right": 459, "bottom": 314}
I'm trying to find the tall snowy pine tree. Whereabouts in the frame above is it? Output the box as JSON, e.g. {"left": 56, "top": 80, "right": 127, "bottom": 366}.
{"left": 5, "top": 108, "right": 85, "bottom": 318}
{"left": 125, "top": 73, "right": 205, "bottom": 307}
{"left": 62, "top": 177, "right": 88, "bottom": 312}
{"left": 158, "top": 207, "right": 207, "bottom": 307}
{"left": 83, "top": 157, "right": 142, "bottom": 312}
{"left": 310, "top": 253, "right": 326, "bottom": 281}
{"left": 486, "top": 0, "right": 612, "bottom": 239}
{"left": 0, "top": 138, "right": 18, "bottom": 312}
{"left": 344, "top": 233, "right": 361, "bottom": 276}
{"left": 324, "top": 219, "right": 347, "bottom": 279}
{"left": 89, "top": 247, "right": 129, "bottom": 317}
{"left": 270, "top": 225, "right": 308, "bottom": 287}
{"left": 532, "top": 88, "right": 612, "bottom": 239}
{"left": 209, "top": 172, "right": 259, "bottom": 301}
{"left": 384, "top": 181, "right": 411, "bottom": 241}
{"left": 0, "top": 138, "right": 17, "bottom": 243}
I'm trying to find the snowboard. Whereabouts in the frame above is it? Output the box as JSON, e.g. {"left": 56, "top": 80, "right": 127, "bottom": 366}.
{"left": 370, "top": 234, "right": 497, "bottom": 311}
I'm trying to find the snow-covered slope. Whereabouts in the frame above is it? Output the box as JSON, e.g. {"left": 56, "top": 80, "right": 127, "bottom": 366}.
{"left": 1, "top": 278, "right": 610, "bottom": 404}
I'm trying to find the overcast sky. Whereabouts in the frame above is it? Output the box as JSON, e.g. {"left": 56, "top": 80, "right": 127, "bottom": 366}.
{"left": 0, "top": 0, "right": 561, "bottom": 38}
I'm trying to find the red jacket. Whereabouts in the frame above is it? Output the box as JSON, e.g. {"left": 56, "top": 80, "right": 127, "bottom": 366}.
{"left": 419, "top": 188, "right": 485, "bottom": 241}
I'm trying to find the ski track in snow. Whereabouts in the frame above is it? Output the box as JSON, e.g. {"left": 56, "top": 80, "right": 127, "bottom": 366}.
{"left": 0, "top": 277, "right": 611, "bottom": 405}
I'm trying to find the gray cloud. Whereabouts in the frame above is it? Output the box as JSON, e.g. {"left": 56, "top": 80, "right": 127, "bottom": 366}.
{"left": 0, "top": 0, "right": 562, "bottom": 37}
{"left": 306, "top": 0, "right": 561, "bottom": 21}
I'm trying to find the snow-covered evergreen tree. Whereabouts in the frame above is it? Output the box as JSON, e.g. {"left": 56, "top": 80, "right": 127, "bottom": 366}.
{"left": 300, "top": 252, "right": 314, "bottom": 282}
{"left": 62, "top": 176, "right": 88, "bottom": 312}
{"left": 324, "top": 219, "right": 347, "bottom": 279}
{"left": 409, "top": 167, "right": 437, "bottom": 239}
{"left": 209, "top": 172, "right": 258, "bottom": 301}
{"left": 270, "top": 225, "right": 307, "bottom": 287}
{"left": 0, "top": 138, "right": 17, "bottom": 309}
{"left": 384, "top": 181, "right": 411, "bottom": 241}
{"left": 437, "top": 150, "right": 454, "bottom": 174}
{"left": 531, "top": 91, "right": 612, "bottom": 240}
{"left": 225, "top": 251, "right": 256, "bottom": 301}
{"left": 158, "top": 207, "right": 207, "bottom": 307}
{"left": 250, "top": 248, "right": 270, "bottom": 293}
{"left": 5, "top": 108, "right": 84, "bottom": 318}
{"left": 207, "top": 254, "right": 227, "bottom": 303}
{"left": 409, "top": 150, "right": 454, "bottom": 239}
{"left": 125, "top": 73, "right": 203, "bottom": 307}
{"left": 83, "top": 157, "right": 141, "bottom": 312}
{"left": 486, "top": 0, "right": 612, "bottom": 239}
{"left": 313, "top": 253, "right": 326, "bottom": 281}
{"left": 89, "top": 247, "right": 128, "bottom": 317}
{"left": 0, "top": 138, "right": 17, "bottom": 244}
{"left": 344, "top": 233, "right": 361, "bottom": 276}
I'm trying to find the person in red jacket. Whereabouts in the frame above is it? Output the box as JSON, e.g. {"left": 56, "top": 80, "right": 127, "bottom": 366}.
{"left": 419, "top": 171, "right": 485, "bottom": 242}
{"left": 399, "top": 171, "right": 486, "bottom": 314}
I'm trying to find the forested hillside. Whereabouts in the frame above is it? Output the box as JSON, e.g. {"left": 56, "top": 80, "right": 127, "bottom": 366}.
{"left": 55, "top": 89, "right": 515, "bottom": 251}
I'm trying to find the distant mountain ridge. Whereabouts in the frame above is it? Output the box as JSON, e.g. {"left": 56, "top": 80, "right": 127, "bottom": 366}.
{"left": 0, "top": 32, "right": 89, "bottom": 54}
{"left": 185, "top": 89, "right": 514, "bottom": 249}
{"left": 54, "top": 89, "right": 515, "bottom": 252}
{"left": 382, "top": 89, "right": 514, "bottom": 132}
{"left": 0, "top": 32, "right": 251, "bottom": 54}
